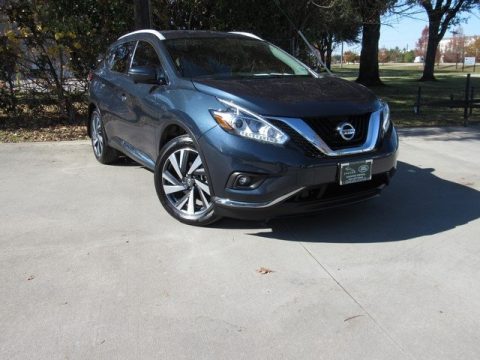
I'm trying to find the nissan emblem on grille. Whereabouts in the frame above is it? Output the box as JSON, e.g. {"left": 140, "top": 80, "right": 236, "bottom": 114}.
{"left": 337, "top": 122, "right": 356, "bottom": 141}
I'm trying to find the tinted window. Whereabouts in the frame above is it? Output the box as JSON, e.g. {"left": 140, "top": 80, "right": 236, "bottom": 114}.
{"left": 164, "top": 37, "right": 311, "bottom": 79}
{"left": 132, "top": 41, "right": 162, "bottom": 70}
{"left": 108, "top": 42, "right": 136, "bottom": 73}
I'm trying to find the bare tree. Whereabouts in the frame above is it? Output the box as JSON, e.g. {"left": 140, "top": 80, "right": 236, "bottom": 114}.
{"left": 416, "top": 0, "right": 479, "bottom": 81}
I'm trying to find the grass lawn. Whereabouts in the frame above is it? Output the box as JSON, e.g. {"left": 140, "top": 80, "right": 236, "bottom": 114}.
{"left": 332, "top": 63, "right": 479, "bottom": 127}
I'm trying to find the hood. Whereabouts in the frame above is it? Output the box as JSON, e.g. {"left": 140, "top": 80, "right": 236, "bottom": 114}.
{"left": 192, "top": 76, "right": 380, "bottom": 118}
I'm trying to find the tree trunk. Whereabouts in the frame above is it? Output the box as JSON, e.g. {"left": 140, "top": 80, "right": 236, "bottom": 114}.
{"left": 420, "top": 20, "right": 441, "bottom": 81}
{"left": 319, "top": 48, "right": 326, "bottom": 64}
{"left": 134, "top": 0, "right": 152, "bottom": 30}
{"left": 326, "top": 34, "right": 333, "bottom": 70}
{"left": 42, "top": 47, "right": 74, "bottom": 120}
{"left": 356, "top": 14, "right": 382, "bottom": 86}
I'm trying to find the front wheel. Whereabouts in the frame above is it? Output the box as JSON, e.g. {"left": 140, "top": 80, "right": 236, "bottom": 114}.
{"left": 154, "top": 135, "right": 220, "bottom": 226}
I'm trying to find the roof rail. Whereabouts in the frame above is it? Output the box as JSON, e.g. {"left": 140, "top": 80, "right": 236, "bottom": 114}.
{"left": 118, "top": 29, "right": 165, "bottom": 41}
{"left": 228, "top": 32, "right": 263, "bottom": 41}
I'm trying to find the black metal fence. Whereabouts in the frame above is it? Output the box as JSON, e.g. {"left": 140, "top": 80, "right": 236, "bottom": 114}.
{"left": 414, "top": 74, "right": 479, "bottom": 126}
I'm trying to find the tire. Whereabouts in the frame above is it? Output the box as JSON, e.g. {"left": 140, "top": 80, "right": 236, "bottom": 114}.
{"left": 154, "top": 135, "right": 220, "bottom": 226}
{"left": 90, "top": 109, "right": 119, "bottom": 164}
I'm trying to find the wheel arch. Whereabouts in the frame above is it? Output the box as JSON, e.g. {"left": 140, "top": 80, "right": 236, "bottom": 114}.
{"left": 156, "top": 110, "right": 214, "bottom": 158}
{"left": 159, "top": 123, "right": 188, "bottom": 152}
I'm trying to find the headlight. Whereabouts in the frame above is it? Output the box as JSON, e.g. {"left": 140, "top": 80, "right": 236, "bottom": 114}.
{"left": 382, "top": 101, "right": 391, "bottom": 133}
{"left": 210, "top": 99, "right": 289, "bottom": 145}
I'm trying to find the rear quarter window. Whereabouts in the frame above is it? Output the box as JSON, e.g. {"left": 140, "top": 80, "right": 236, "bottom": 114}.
{"left": 107, "top": 41, "right": 136, "bottom": 73}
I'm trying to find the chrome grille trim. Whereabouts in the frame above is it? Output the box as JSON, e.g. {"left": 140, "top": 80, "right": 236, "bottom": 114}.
{"left": 270, "top": 109, "right": 381, "bottom": 157}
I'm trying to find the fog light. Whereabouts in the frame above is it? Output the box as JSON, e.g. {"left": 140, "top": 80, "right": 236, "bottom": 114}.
{"left": 227, "top": 172, "right": 267, "bottom": 190}
{"left": 237, "top": 176, "right": 251, "bottom": 186}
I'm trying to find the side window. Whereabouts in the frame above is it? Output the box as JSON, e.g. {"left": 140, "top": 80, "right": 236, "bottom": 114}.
{"left": 131, "top": 41, "right": 162, "bottom": 70}
{"left": 108, "top": 42, "right": 136, "bottom": 73}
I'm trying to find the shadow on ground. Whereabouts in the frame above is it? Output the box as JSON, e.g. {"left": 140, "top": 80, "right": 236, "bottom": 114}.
{"left": 108, "top": 155, "right": 152, "bottom": 171}
{"left": 219, "top": 161, "right": 480, "bottom": 243}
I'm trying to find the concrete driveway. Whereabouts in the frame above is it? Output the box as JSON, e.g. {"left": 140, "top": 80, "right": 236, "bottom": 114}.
{"left": 1, "top": 127, "right": 479, "bottom": 360}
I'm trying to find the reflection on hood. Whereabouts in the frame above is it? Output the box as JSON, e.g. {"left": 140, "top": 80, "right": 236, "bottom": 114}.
{"left": 192, "top": 76, "right": 379, "bottom": 118}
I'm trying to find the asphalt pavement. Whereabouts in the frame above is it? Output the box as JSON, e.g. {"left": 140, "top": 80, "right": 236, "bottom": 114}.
{"left": 1, "top": 126, "right": 479, "bottom": 360}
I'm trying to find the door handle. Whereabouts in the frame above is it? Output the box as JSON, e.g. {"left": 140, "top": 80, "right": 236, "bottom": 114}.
{"left": 120, "top": 94, "right": 127, "bottom": 102}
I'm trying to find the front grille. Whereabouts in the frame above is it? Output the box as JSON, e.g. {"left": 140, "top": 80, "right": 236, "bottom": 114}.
{"left": 269, "top": 119, "right": 323, "bottom": 158}
{"left": 302, "top": 113, "right": 371, "bottom": 150}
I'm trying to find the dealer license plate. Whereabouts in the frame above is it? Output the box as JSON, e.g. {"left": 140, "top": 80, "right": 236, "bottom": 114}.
{"left": 339, "top": 160, "right": 373, "bottom": 185}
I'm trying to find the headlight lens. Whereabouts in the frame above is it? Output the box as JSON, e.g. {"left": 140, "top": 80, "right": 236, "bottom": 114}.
{"left": 211, "top": 99, "right": 289, "bottom": 145}
{"left": 382, "top": 101, "right": 391, "bottom": 133}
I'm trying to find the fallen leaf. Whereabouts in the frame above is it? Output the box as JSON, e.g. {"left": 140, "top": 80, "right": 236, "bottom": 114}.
{"left": 256, "top": 267, "right": 274, "bottom": 275}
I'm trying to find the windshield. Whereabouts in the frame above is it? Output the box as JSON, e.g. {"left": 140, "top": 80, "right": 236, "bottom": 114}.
{"left": 164, "top": 37, "right": 312, "bottom": 79}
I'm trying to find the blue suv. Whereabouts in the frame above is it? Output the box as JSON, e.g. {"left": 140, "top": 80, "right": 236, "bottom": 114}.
{"left": 88, "top": 30, "right": 398, "bottom": 225}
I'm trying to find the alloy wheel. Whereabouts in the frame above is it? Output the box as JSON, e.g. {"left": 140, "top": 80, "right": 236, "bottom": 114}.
{"left": 161, "top": 148, "right": 212, "bottom": 217}
{"left": 91, "top": 112, "right": 104, "bottom": 158}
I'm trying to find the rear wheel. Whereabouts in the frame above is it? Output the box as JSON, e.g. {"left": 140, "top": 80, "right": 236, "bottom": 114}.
{"left": 154, "top": 135, "right": 220, "bottom": 226}
{"left": 90, "top": 109, "right": 119, "bottom": 164}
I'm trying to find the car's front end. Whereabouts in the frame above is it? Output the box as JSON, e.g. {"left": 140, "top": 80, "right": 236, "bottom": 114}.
{"left": 160, "top": 31, "right": 398, "bottom": 221}
{"left": 199, "top": 94, "right": 397, "bottom": 220}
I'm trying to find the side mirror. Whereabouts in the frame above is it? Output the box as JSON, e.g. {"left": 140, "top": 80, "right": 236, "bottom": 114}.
{"left": 128, "top": 66, "right": 165, "bottom": 84}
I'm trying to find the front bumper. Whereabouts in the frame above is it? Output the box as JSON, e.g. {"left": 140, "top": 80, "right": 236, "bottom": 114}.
{"left": 199, "top": 125, "right": 399, "bottom": 220}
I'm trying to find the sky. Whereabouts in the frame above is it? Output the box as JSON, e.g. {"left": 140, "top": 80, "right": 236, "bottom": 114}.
{"left": 337, "top": 6, "right": 480, "bottom": 54}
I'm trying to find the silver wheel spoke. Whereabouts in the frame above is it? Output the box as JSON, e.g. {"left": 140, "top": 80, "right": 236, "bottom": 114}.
{"left": 187, "top": 189, "right": 195, "bottom": 214}
{"left": 169, "top": 153, "right": 184, "bottom": 180}
{"left": 194, "top": 179, "right": 210, "bottom": 196}
{"left": 162, "top": 170, "right": 182, "bottom": 186}
{"left": 197, "top": 185, "right": 209, "bottom": 207}
{"left": 194, "top": 168, "right": 206, "bottom": 175}
{"left": 174, "top": 191, "right": 190, "bottom": 210}
{"left": 164, "top": 185, "right": 186, "bottom": 195}
{"left": 187, "top": 155, "right": 202, "bottom": 175}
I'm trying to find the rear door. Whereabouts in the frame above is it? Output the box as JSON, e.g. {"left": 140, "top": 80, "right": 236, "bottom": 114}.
{"left": 100, "top": 41, "right": 137, "bottom": 145}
